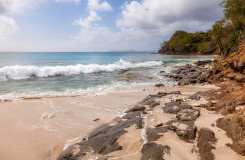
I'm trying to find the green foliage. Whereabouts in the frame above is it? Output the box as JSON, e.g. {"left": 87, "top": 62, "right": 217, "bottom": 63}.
{"left": 221, "top": 0, "right": 245, "bottom": 30}
{"left": 211, "top": 0, "right": 245, "bottom": 57}
{"left": 159, "top": 31, "right": 216, "bottom": 54}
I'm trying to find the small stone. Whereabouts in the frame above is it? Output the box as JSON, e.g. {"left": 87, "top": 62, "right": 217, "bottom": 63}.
{"left": 93, "top": 118, "right": 100, "bottom": 122}
{"left": 211, "top": 124, "right": 215, "bottom": 127}
{"left": 154, "top": 122, "right": 163, "bottom": 128}
{"left": 155, "top": 84, "right": 165, "bottom": 88}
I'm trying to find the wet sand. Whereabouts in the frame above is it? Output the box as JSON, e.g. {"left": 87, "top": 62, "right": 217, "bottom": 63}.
{"left": 1, "top": 84, "right": 241, "bottom": 160}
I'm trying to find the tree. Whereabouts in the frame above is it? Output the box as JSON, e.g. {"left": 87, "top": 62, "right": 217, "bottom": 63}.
{"left": 211, "top": 0, "right": 245, "bottom": 57}
{"left": 211, "top": 19, "right": 231, "bottom": 57}
{"left": 221, "top": 0, "right": 245, "bottom": 30}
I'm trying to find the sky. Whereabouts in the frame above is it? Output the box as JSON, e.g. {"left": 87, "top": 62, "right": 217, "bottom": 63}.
{"left": 0, "top": 0, "right": 223, "bottom": 52}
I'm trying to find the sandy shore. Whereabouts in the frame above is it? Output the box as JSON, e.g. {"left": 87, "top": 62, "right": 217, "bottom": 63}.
{"left": 1, "top": 83, "right": 238, "bottom": 160}
{"left": 0, "top": 85, "right": 173, "bottom": 160}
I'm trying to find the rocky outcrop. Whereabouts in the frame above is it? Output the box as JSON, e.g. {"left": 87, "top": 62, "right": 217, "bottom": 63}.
{"left": 195, "top": 42, "right": 245, "bottom": 156}
{"left": 57, "top": 116, "right": 143, "bottom": 160}
{"left": 162, "top": 99, "right": 200, "bottom": 142}
{"left": 216, "top": 110, "right": 245, "bottom": 156}
{"left": 197, "top": 128, "right": 217, "bottom": 160}
{"left": 141, "top": 142, "right": 170, "bottom": 160}
{"left": 163, "top": 60, "right": 212, "bottom": 86}
{"left": 198, "top": 43, "right": 245, "bottom": 83}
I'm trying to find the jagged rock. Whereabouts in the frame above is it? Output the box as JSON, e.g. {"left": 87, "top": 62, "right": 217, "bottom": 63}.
{"left": 197, "top": 128, "right": 217, "bottom": 160}
{"left": 176, "top": 109, "right": 200, "bottom": 121}
{"left": 216, "top": 111, "right": 245, "bottom": 156}
{"left": 57, "top": 117, "right": 143, "bottom": 160}
{"left": 162, "top": 100, "right": 192, "bottom": 114}
{"left": 126, "top": 98, "right": 160, "bottom": 113}
{"left": 146, "top": 126, "right": 169, "bottom": 142}
{"left": 169, "top": 121, "right": 197, "bottom": 142}
{"left": 122, "top": 111, "right": 142, "bottom": 119}
{"left": 194, "top": 60, "right": 213, "bottom": 66}
{"left": 141, "top": 142, "right": 170, "bottom": 160}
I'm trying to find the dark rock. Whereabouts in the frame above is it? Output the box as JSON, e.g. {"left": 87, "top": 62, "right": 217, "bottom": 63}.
{"left": 57, "top": 117, "right": 143, "bottom": 160}
{"left": 216, "top": 112, "right": 245, "bottom": 156}
{"left": 146, "top": 126, "right": 169, "bottom": 142}
{"left": 164, "top": 61, "right": 211, "bottom": 85}
{"left": 188, "top": 95, "right": 201, "bottom": 101}
{"left": 141, "top": 142, "right": 170, "bottom": 160}
{"left": 194, "top": 60, "right": 213, "bottom": 66}
{"left": 122, "top": 111, "right": 142, "bottom": 119}
{"left": 176, "top": 109, "right": 200, "bottom": 121}
{"left": 155, "top": 84, "right": 165, "bottom": 87}
{"left": 125, "top": 105, "right": 145, "bottom": 113}
{"left": 126, "top": 97, "right": 160, "bottom": 113}
{"left": 169, "top": 121, "right": 197, "bottom": 142}
{"left": 162, "top": 101, "right": 192, "bottom": 114}
{"left": 197, "top": 128, "right": 217, "bottom": 160}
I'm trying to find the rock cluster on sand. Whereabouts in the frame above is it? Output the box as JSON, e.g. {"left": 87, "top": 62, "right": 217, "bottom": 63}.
{"left": 163, "top": 60, "right": 212, "bottom": 86}
{"left": 164, "top": 42, "right": 245, "bottom": 157}
{"left": 197, "top": 128, "right": 217, "bottom": 160}
{"left": 162, "top": 99, "right": 200, "bottom": 142}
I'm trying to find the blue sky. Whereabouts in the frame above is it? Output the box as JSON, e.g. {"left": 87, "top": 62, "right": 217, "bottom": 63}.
{"left": 0, "top": 0, "right": 223, "bottom": 52}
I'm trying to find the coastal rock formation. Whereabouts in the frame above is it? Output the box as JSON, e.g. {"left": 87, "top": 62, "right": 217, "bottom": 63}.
{"left": 141, "top": 142, "right": 170, "bottom": 160}
{"left": 57, "top": 116, "right": 143, "bottom": 160}
{"left": 162, "top": 100, "right": 200, "bottom": 142}
{"left": 198, "top": 43, "right": 245, "bottom": 83}
{"left": 163, "top": 60, "right": 212, "bottom": 86}
{"left": 196, "top": 42, "right": 245, "bottom": 156}
{"left": 197, "top": 128, "right": 217, "bottom": 160}
{"left": 216, "top": 111, "right": 245, "bottom": 156}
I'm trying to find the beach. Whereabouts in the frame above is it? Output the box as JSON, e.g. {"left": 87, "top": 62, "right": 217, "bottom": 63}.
{"left": 0, "top": 83, "right": 243, "bottom": 160}
{"left": 0, "top": 53, "right": 244, "bottom": 160}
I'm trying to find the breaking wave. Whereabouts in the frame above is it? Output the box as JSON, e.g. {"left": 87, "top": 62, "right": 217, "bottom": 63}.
{"left": 0, "top": 59, "right": 163, "bottom": 81}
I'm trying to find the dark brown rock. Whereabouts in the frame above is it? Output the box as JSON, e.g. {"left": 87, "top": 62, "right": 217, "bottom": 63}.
{"left": 57, "top": 117, "right": 143, "bottom": 160}
{"left": 122, "top": 111, "right": 142, "bottom": 119}
{"left": 146, "top": 126, "right": 169, "bottom": 142}
{"left": 197, "top": 128, "right": 217, "bottom": 160}
{"left": 216, "top": 111, "right": 245, "bottom": 156}
{"left": 176, "top": 109, "right": 200, "bottom": 121}
{"left": 141, "top": 142, "right": 170, "bottom": 160}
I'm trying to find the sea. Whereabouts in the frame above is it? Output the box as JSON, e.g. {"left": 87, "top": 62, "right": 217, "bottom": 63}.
{"left": 0, "top": 52, "right": 213, "bottom": 101}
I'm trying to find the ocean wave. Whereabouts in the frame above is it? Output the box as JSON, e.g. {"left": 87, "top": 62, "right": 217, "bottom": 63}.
{"left": 0, "top": 59, "right": 163, "bottom": 81}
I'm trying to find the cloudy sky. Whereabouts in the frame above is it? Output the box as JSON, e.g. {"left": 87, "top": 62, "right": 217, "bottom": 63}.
{"left": 0, "top": 0, "right": 223, "bottom": 52}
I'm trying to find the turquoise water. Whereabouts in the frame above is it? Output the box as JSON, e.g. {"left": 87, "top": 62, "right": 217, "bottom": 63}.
{"left": 0, "top": 52, "right": 213, "bottom": 100}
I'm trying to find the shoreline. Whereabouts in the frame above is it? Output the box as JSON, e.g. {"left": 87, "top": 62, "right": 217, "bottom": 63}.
{"left": 1, "top": 58, "right": 244, "bottom": 160}
{"left": 0, "top": 82, "right": 219, "bottom": 160}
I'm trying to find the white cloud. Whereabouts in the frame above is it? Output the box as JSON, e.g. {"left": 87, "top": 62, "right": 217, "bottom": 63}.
{"left": 0, "top": 0, "right": 42, "bottom": 14}
{"left": 74, "top": 10, "right": 101, "bottom": 28}
{"left": 55, "top": 0, "right": 81, "bottom": 3}
{"left": 71, "top": 0, "right": 223, "bottom": 51}
{"left": 117, "top": 0, "right": 223, "bottom": 36}
{"left": 0, "top": 15, "right": 18, "bottom": 41}
{"left": 88, "top": 0, "right": 112, "bottom": 11}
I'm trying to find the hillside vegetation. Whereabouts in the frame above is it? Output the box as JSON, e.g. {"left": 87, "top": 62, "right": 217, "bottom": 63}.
{"left": 159, "top": 0, "right": 245, "bottom": 56}
{"left": 159, "top": 31, "right": 217, "bottom": 55}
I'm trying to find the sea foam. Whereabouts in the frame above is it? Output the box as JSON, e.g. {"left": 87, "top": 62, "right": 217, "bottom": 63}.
{"left": 0, "top": 59, "right": 163, "bottom": 81}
